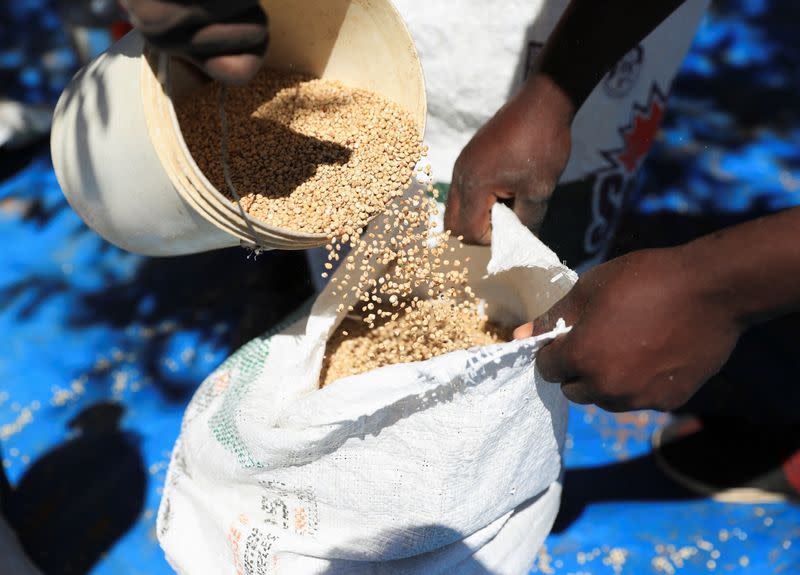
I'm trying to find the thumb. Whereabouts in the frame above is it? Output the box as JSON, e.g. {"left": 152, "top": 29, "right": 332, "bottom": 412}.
{"left": 512, "top": 192, "right": 550, "bottom": 236}
{"left": 513, "top": 290, "right": 580, "bottom": 340}
{"left": 513, "top": 307, "right": 559, "bottom": 340}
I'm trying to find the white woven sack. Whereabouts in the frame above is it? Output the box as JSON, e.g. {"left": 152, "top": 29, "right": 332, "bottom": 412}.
{"left": 158, "top": 204, "right": 577, "bottom": 575}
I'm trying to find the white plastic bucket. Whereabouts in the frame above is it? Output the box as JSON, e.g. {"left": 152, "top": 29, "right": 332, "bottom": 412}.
{"left": 51, "top": 0, "right": 427, "bottom": 257}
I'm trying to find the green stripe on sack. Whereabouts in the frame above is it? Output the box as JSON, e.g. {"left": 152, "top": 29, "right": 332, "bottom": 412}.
{"left": 207, "top": 299, "right": 315, "bottom": 468}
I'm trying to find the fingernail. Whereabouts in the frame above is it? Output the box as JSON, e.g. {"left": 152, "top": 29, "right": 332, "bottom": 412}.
{"left": 514, "top": 323, "right": 534, "bottom": 340}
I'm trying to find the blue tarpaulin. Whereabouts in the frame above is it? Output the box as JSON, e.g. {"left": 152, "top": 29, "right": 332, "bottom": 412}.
{"left": 1, "top": 0, "right": 798, "bottom": 573}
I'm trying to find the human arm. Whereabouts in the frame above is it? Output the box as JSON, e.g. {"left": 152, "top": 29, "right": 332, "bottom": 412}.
{"left": 444, "top": 0, "right": 687, "bottom": 244}
{"left": 516, "top": 207, "right": 800, "bottom": 412}
{"left": 123, "top": 0, "right": 268, "bottom": 84}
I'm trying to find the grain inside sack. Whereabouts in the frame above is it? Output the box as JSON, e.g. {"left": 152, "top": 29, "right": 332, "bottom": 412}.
{"left": 319, "top": 178, "right": 513, "bottom": 387}
{"left": 177, "top": 68, "right": 423, "bottom": 237}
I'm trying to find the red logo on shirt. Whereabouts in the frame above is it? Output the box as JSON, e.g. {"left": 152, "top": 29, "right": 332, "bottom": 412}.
{"left": 606, "top": 84, "right": 668, "bottom": 174}
{"left": 582, "top": 84, "right": 669, "bottom": 264}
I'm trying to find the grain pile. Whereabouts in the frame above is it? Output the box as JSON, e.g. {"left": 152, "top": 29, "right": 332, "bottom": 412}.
{"left": 177, "top": 69, "right": 422, "bottom": 237}
{"left": 320, "top": 300, "right": 508, "bottom": 388}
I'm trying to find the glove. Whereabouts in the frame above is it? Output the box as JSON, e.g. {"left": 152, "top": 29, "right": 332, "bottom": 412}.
{"left": 123, "top": 0, "right": 269, "bottom": 84}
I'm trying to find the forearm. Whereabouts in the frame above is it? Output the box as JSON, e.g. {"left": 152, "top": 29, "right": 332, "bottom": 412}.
{"left": 683, "top": 207, "right": 800, "bottom": 327}
{"left": 533, "top": 0, "right": 687, "bottom": 113}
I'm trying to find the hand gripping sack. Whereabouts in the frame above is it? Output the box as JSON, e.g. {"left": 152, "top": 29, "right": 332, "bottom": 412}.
{"left": 158, "top": 204, "right": 577, "bottom": 575}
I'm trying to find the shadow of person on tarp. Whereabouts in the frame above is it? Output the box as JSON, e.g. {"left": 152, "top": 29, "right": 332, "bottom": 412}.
{"left": 552, "top": 451, "right": 699, "bottom": 534}
{"left": 6, "top": 401, "right": 146, "bottom": 575}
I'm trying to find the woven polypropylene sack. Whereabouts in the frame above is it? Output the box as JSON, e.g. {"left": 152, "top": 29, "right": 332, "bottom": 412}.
{"left": 158, "top": 204, "right": 577, "bottom": 575}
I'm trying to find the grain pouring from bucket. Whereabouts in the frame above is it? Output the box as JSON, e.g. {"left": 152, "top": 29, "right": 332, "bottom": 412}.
{"left": 177, "top": 68, "right": 512, "bottom": 389}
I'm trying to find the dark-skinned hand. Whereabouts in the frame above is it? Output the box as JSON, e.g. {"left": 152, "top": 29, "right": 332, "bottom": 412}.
{"left": 123, "top": 0, "right": 268, "bottom": 84}
{"left": 445, "top": 75, "right": 573, "bottom": 244}
{"left": 515, "top": 248, "right": 743, "bottom": 413}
